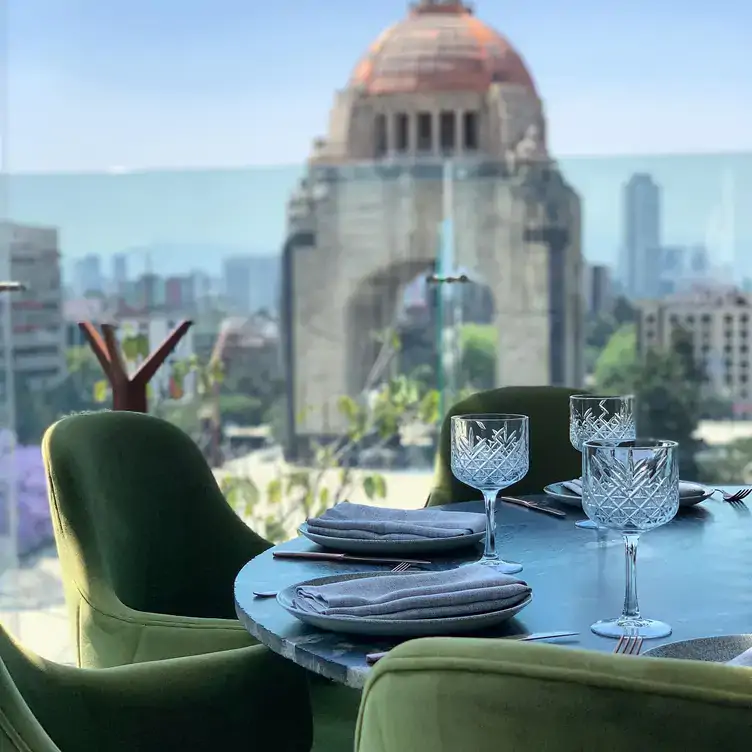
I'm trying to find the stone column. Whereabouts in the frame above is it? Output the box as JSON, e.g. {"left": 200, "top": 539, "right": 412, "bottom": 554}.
{"left": 386, "top": 112, "right": 395, "bottom": 156}
{"left": 456, "top": 110, "right": 465, "bottom": 155}
{"left": 432, "top": 111, "right": 440, "bottom": 155}
{"left": 408, "top": 113, "right": 417, "bottom": 154}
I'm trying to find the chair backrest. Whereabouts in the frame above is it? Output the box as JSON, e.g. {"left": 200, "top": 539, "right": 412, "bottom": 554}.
{"left": 427, "top": 386, "right": 583, "bottom": 505}
{"left": 356, "top": 637, "right": 752, "bottom": 752}
{"left": 0, "top": 626, "right": 60, "bottom": 751}
{"left": 43, "top": 411, "right": 268, "bottom": 619}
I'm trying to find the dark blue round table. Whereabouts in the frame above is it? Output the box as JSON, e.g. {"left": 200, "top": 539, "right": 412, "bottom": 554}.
{"left": 234, "top": 490, "right": 752, "bottom": 688}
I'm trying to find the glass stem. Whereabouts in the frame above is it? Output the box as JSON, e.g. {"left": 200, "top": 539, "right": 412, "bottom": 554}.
{"left": 621, "top": 533, "right": 641, "bottom": 620}
{"left": 482, "top": 490, "right": 498, "bottom": 560}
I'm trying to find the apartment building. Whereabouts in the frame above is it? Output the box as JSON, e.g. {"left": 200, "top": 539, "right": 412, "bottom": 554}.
{"left": 636, "top": 288, "right": 752, "bottom": 415}
{"left": 0, "top": 222, "right": 66, "bottom": 390}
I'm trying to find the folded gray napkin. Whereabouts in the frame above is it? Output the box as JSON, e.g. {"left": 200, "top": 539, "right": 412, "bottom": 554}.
{"left": 293, "top": 565, "right": 531, "bottom": 620}
{"left": 563, "top": 478, "right": 703, "bottom": 498}
{"left": 306, "top": 502, "right": 486, "bottom": 540}
{"left": 727, "top": 648, "right": 752, "bottom": 667}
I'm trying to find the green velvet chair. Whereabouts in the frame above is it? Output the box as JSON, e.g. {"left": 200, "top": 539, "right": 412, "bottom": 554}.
{"left": 0, "top": 622, "right": 312, "bottom": 751}
{"left": 355, "top": 638, "right": 752, "bottom": 752}
{"left": 427, "top": 386, "right": 584, "bottom": 506}
{"left": 42, "top": 410, "right": 359, "bottom": 752}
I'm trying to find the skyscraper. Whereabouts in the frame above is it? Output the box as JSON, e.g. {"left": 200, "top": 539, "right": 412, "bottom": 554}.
{"left": 73, "top": 254, "right": 104, "bottom": 297}
{"left": 621, "top": 174, "right": 661, "bottom": 299}
{"left": 112, "top": 253, "right": 128, "bottom": 294}
{"left": 223, "top": 256, "right": 253, "bottom": 313}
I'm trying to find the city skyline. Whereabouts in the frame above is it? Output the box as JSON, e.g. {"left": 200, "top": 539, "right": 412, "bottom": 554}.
{"left": 3, "top": 152, "right": 751, "bottom": 279}
{"left": 4, "top": 0, "right": 750, "bottom": 172}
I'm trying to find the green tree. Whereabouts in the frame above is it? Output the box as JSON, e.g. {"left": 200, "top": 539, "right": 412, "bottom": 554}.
{"left": 636, "top": 327, "right": 703, "bottom": 477}
{"left": 592, "top": 324, "right": 639, "bottom": 395}
{"left": 458, "top": 323, "right": 496, "bottom": 389}
{"left": 222, "top": 371, "right": 441, "bottom": 543}
{"left": 14, "top": 346, "right": 104, "bottom": 444}
{"left": 593, "top": 324, "right": 703, "bottom": 479}
{"left": 584, "top": 297, "right": 637, "bottom": 374}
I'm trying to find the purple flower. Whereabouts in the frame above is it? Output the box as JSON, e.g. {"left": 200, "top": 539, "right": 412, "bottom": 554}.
{"left": 0, "top": 432, "right": 53, "bottom": 557}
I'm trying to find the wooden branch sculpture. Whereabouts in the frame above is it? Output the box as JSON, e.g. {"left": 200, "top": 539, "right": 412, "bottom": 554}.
{"left": 78, "top": 320, "right": 193, "bottom": 412}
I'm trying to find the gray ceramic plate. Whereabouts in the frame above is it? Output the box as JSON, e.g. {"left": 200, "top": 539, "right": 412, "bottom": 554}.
{"left": 543, "top": 482, "right": 713, "bottom": 509}
{"left": 643, "top": 634, "right": 752, "bottom": 663}
{"left": 298, "top": 522, "right": 485, "bottom": 555}
{"left": 278, "top": 572, "right": 533, "bottom": 637}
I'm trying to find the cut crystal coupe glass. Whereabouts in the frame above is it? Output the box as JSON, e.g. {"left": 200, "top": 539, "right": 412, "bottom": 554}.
{"left": 582, "top": 439, "right": 680, "bottom": 639}
{"left": 569, "top": 395, "right": 636, "bottom": 530}
{"left": 450, "top": 414, "right": 529, "bottom": 573}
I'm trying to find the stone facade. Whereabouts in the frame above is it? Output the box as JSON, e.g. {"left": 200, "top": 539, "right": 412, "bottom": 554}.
{"left": 281, "top": 2, "right": 584, "bottom": 450}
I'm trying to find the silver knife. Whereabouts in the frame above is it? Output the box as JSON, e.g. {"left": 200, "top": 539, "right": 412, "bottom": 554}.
{"left": 500, "top": 496, "right": 567, "bottom": 518}
{"left": 365, "top": 631, "right": 578, "bottom": 664}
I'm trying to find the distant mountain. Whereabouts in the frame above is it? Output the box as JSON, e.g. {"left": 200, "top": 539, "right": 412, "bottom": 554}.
{"left": 4, "top": 152, "right": 751, "bottom": 280}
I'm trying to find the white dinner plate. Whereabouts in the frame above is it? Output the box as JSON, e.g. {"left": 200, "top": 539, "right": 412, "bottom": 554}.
{"left": 643, "top": 634, "right": 752, "bottom": 663}
{"left": 543, "top": 481, "right": 713, "bottom": 509}
{"left": 298, "top": 522, "right": 485, "bottom": 556}
{"left": 277, "top": 571, "right": 533, "bottom": 637}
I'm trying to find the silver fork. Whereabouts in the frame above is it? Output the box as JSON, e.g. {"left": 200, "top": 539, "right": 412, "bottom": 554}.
{"left": 613, "top": 634, "right": 643, "bottom": 656}
{"left": 252, "top": 561, "right": 412, "bottom": 597}
{"left": 391, "top": 562, "right": 412, "bottom": 573}
{"left": 716, "top": 488, "right": 751, "bottom": 505}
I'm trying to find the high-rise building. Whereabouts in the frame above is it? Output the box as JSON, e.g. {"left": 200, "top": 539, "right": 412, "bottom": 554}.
{"left": 657, "top": 244, "right": 711, "bottom": 296}
{"left": 223, "top": 256, "right": 253, "bottom": 313}
{"left": 584, "top": 264, "right": 613, "bottom": 315}
{"left": 621, "top": 174, "right": 661, "bottom": 299}
{"left": 73, "top": 254, "right": 104, "bottom": 297}
{"left": 134, "top": 273, "right": 165, "bottom": 310}
{"left": 164, "top": 275, "right": 195, "bottom": 311}
{"left": 636, "top": 289, "right": 752, "bottom": 416}
{"left": 0, "top": 222, "right": 66, "bottom": 391}
{"left": 112, "top": 253, "right": 128, "bottom": 294}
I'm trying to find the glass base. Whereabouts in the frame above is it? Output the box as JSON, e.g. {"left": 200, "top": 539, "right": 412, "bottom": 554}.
{"left": 591, "top": 617, "right": 672, "bottom": 639}
{"left": 477, "top": 555, "right": 523, "bottom": 574}
{"left": 576, "top": 519, "right": 598, "bottom": 530}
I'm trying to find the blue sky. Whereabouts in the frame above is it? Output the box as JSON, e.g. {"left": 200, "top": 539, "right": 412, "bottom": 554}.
{"left": 5, "top": 0, "right": 751, "bottom": 172}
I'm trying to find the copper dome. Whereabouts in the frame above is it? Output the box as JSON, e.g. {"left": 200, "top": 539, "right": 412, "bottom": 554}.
{"left": 350, "top": 1, "right": 536, "bottom": 96}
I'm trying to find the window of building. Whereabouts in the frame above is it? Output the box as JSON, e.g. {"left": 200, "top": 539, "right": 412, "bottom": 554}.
{"left": 463, "top": 111, "right": 479, "bottom": 150}
{"left": 396, "top": 113, "right": 409, "bottom": 152}
{"left": 439, "top": 111, "right": 456, "bottom": 152}
{"left": 374, "top": 114, "right": 387, "bottom": 157}
{"left": 417, "top": 112, "right": 432, "bottom": 152}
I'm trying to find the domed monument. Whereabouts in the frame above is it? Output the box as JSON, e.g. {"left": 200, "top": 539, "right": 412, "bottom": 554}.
{"left": 282, "top": 0, "right": 583, "bottom": 456}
